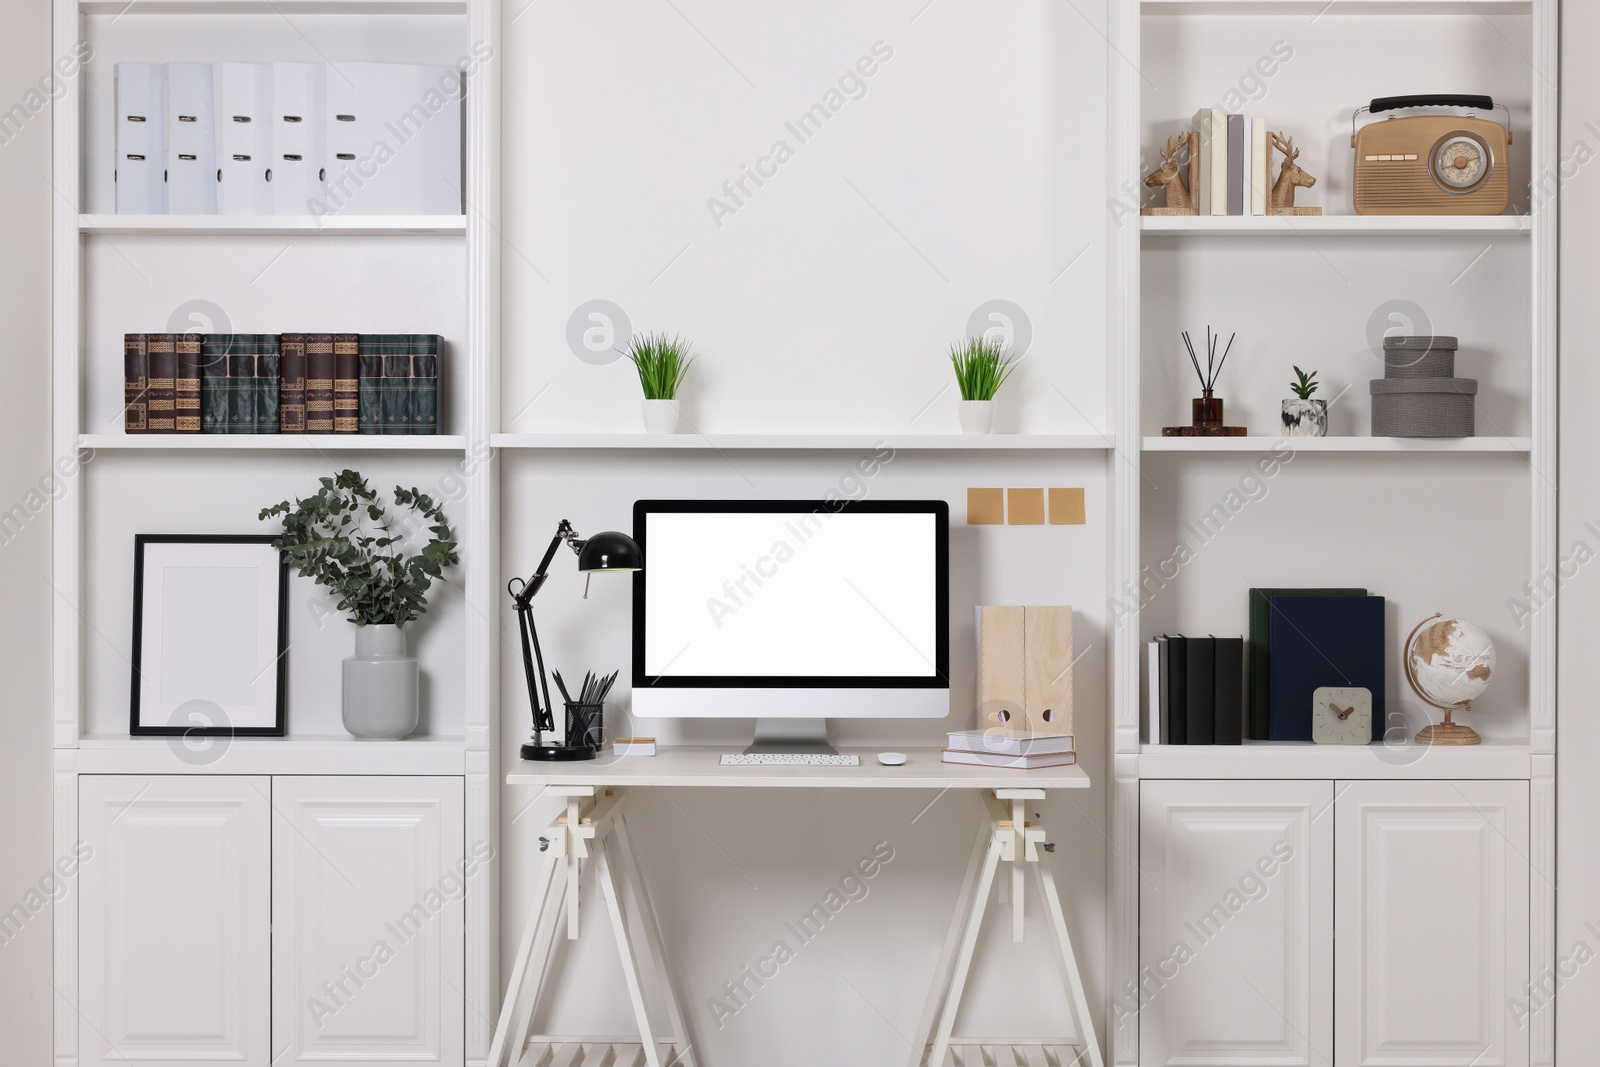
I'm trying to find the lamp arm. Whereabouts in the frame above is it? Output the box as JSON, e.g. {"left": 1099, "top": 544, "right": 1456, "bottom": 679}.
{"left": 508, "top": 519, "right": 586, "bottom": 743}
{"left": 513, "top": 595, "right": 555, "bottom": 737}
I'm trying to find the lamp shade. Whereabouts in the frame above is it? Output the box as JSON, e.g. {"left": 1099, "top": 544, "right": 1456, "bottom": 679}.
{"left": 577, "top": 530, "right": 643, "bottom": 573}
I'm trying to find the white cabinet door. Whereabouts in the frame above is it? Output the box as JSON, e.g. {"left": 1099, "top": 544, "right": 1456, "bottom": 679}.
{"left": 78, "top": 774, "right": 271, "bottom": 1067}
{"left": 1139, "top": 779, "right": 1334, "bottom": 1067}
{"left": 272, "top": 776, "right": 465, "bottom": 1067}
{"left": 1334, "top": 780, "right": 1529, "bottom": 1067}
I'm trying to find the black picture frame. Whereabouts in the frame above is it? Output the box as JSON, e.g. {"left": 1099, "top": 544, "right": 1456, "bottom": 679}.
{"left": 130, "top": 533, "right": 289, "bottom": 737}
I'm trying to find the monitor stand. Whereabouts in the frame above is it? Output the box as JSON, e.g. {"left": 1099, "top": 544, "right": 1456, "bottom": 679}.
{"left": 743, "top": 718, "right": 836, "bottom": 755}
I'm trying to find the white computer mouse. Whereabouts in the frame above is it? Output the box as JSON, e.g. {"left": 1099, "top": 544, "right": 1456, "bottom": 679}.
{"left": 877, "top": 752, "right": 907, "bottom": 766}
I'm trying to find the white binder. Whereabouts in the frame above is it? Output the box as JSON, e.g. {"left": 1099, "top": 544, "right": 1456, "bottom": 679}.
{"left": 214, "top": 63, "right": 270, "bottom": 215}
{"left": 321, "top": 62, "right": 462, "bottom": 216}
{"left": 114, "top": 63, "right": 165, "bottom": 214}
{"left": 164, "top": 62, "right": 216, "bottom": 214}
{"left": 267, "top": 62, "right": 327, "bottom": 215}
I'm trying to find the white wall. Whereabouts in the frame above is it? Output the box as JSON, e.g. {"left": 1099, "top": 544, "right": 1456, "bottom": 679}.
{"left": 496, "top": 2, "right": 1113, "bottom": 1063}
{"left": 1558, "top": 1, "right": 1600, "bottom": 1057}
{"left": 0, "top": 0, "right": 62, "bottom": 1059}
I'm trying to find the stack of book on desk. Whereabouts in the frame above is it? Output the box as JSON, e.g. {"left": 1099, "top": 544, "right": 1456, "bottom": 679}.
{"left": 942, "top": 729, "right": 1076, "bottom": 770}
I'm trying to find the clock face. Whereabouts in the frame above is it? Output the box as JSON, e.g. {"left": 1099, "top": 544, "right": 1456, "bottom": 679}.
{"left": 1312, "top": 686, "right": 1373, "bottom": 745}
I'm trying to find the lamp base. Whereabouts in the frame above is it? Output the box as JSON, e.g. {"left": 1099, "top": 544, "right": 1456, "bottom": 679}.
{"left": 1415, "top": 721, "right": 1481, "bottom": 746}
{"left": 520, "top": 741, "right": 597, "bottom": 762}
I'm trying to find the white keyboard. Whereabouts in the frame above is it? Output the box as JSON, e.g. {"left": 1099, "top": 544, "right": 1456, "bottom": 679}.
{"left": 719, "top": 753, "right": 861, "bottom": 766}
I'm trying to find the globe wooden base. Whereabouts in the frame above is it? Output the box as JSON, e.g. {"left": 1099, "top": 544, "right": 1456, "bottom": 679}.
{"left": 1415, "top": 719, "right": 1481, "bottom": 746}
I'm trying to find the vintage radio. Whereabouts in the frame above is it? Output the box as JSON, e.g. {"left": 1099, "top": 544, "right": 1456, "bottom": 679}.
{"left": 1352, "top": 95, "right": 1511, "bottom": 215}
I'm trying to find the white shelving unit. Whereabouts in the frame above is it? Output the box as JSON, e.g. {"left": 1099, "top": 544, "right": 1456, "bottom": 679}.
{"left": 80, "top": 214, "right": 467, "bottom": 236}
{"left": 1140, "top": 214, "right": 1531, "bottom": 235}
{"left": 491, "top": 432, "right": 1114, "bottom": 451}
{"left": 80, "top": 432, "right": 469, "bottom": 450}
{"left": 1110, "top": 0, "right": 1557, "bottom": 1063}
{"left": 50, "top": 0, "right": 497, "bottom": 1060}
{"left": 1140, "top": 434, "right": 1532, "bottom": 452}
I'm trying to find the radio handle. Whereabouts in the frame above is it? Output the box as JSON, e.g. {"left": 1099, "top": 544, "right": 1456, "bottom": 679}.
{"left": 1370, "top": 94, "right": 1495, "bottom": 113}
{"left": 1351, "top": 96, "right": 1511, "bottom": 146}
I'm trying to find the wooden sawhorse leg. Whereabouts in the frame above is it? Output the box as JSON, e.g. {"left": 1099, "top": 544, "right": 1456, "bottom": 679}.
{"left": 907, "top": 788, "right": 1104, "bottom": 1067}
{"left": 487, "top": 787, "right": 697, "bottom": 1067}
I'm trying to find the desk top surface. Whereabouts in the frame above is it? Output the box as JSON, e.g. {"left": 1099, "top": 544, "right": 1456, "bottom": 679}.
{"left": 504, "top": 746, "right": 1091, "bottom": 790}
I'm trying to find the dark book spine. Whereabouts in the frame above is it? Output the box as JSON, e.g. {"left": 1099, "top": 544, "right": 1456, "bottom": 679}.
{"left": 409, "top": 335, "right": 438, "bottom": 436}
{"left": 256, "top": 336, "right": 281, "bottom": 435}
{"left": 305, "top": 334, "right": 336, "bottom": 434}
{"left": 1156, "top": 636, "right": 1170, "bottom": 744}
{"left": 174, "top": 335, "right": 203, "bottom": 433}
{"left": 333, "top": 332, "right": 360, "bottom": 434}
{"left": 228, "top": 350, "right": 256, "bottom": 433}
{"left": 278, "top": 334, "right": 307, "bottom": 433}
{"left": 381, "top": 351, "right": 411, "bottom": 434}
{"left": 1214, "top": 637, "right": 1244, "bottom": 745}
{"left": 358, "top": 343, "right": 382, "bottom": 435}
{"left": 145, "top": 333, "right": 179, "bottom": 433}
{"left": 123, "top": 333, "right": 149, "bottom": 434}
{"left": 1167, "top": 636, "right": 1188, "bottom": 745}
{"left": 1187, "top": 637, "right": 1216, "bottom": 744}
{"left": 200, "top": 335, "right": 230, "bottom": 433}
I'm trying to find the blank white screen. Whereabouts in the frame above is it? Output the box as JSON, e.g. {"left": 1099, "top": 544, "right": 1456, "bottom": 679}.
{"left": 642, "top": 510, "right": 939, "bottom": 678}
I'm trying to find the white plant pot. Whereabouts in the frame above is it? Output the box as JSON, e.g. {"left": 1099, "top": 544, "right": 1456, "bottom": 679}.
{"left": 642, "top": 398, "right": 681, "bottom": 434}
{"left": 342, "top": 624, "right": 419, "bottom": 740}
{"left": 958, "top": 399, "right": 995, "bottom": 435}
{"left": 1281, "top": 398, "right": 1329, "bottom": 438}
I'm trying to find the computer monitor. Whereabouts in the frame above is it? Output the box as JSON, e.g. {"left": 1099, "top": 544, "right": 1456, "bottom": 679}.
{"left": 631, "top": 499, "right": 950, "bottom": 751}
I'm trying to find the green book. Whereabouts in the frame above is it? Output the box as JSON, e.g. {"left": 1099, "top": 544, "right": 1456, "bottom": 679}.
{"left": 199, "top": 334, "right": 232, "bottom": 434}
{"left": 226, "top": 343, "right": 256, "bottom": 434}
{"left": 408, "top": 334, "right": 439, "bottom": 436}
{"left": 1248, "top": 587, "right": 1367, "bottom": 740}
{"left": 359, "top": 334, "right": 411, "bottom": 435}
{"left": 358, "top": 347, "right": 383, "bottom": 435}
{"left": 254, "top": 335, "right": 282, "bottom": 434}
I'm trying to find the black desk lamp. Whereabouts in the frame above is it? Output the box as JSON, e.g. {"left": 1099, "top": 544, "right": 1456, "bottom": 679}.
{"left": 508, "top": 520, "right": 642, "bottom": 762}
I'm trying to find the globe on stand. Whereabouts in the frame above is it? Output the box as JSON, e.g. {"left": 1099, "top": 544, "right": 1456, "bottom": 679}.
{"left": 1404, "top": 612, "right": 1495, "bottom": 746}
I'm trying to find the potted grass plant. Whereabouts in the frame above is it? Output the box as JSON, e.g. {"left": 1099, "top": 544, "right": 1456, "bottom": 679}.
{"left": 260, "top": 470, "right": 459, "bottom": 739}
{"left": 1282, "top": 365, "right": 1328, "bottom": 437}
{"left": 625, "top": 332, "right": 694, "bottom": 433}
{"left": 950, "top": 336, "right": 1019, "bottom": 434}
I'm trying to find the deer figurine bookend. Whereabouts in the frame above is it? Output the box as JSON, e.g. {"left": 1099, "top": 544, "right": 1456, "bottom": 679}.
{"left": 1142, "top": 132, "right": 1200, "bottom": 216}
{"left": 1269, "top": 131, "right": 1322, "bottom": 216}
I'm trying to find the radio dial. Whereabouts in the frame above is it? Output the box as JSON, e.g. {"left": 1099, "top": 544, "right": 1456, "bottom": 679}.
{"left": 1431, "top": 132, "right": 1491, "bottom": 192}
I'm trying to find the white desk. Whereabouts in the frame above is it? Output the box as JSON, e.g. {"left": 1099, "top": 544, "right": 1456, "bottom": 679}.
{"left": 490, "top": 746, "right": 1102, "bottom": 1067}
{"left": 504, "top": 745, "right": 1091, "bottom": 791}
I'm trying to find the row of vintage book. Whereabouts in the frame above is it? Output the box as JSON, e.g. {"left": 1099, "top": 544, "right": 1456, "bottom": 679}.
{"left": 122, "top": 333, "right": 441, "bottom": 435}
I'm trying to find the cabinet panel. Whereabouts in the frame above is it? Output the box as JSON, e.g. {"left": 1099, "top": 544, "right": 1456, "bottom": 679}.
{"left": 1139, "top": 780, "right": 1333, "bottom": 1067}
{"left": 272, "top": 776, "right": 465, "bottom": 1067}
{"left": 78, "top": 774, "right": 271, "bottom": 1067}
{"left": 1334, "top": 780, "right": 1530, "bottom": 1067}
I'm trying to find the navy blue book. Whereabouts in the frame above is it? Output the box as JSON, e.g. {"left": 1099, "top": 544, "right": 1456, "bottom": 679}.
{"left": 1267, "top": 595, "right": 1386, "bottom": 742}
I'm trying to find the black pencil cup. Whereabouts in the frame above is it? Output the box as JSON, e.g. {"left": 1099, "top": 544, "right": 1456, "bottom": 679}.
{"left": 564, "top": 701, "right": 604, "bottom": 752}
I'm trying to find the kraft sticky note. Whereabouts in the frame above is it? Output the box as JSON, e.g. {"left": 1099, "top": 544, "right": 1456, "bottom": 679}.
{"left": 1049, "top": 487, "right": 1086, "bottom": 525}
{"left": 967, "top": 488, "right": 1004, "bottom": 525}
{"left": 1007, "top": 488, "right": 1045, "bottom": 525}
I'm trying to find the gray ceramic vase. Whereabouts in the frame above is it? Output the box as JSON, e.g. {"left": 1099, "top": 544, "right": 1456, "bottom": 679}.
{"left": 342, "top": 624, "right": 419, "bottom": 740}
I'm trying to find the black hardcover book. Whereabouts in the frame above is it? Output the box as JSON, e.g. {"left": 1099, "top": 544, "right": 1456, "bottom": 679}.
{"left": 1167, "top": 635, "right": 1188, "bottom": 745}
{"left": 1157, "top": 635, "right": 1170, "bottom": 744}
{"left": 1214, "top": 637, "right": 1244, "bottom": 745}
{"left": 1186, "top": 637, "right": 1216, "bottom": 744}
